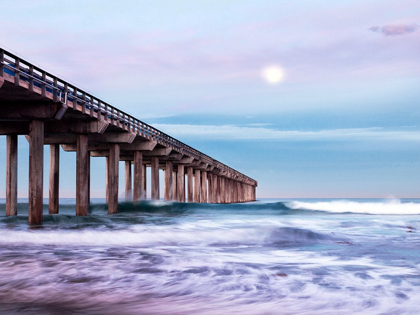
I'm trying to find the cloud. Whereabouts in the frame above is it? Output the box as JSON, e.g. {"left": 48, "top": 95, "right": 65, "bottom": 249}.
{"left": 151, "top": 124, "right": 420, "bottom": 142}
{"left": 369, "top": 24, "right": 418, "bottom": 36}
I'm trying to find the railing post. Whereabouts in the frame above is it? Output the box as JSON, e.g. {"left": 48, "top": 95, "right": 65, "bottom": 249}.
{"left": 104, "top": 102, "right": 108, "bottom": 122}
{"left": 73, "top": 88, "right": 78, "bottom": 109}
{"left": 90, "top": 96, "right": 94, "bottom": 117}
{"left": 53, "top": 77, "right": 58, "bottom": 102}
{"left": 98, "top": 101, "right": 102, "bottom": 120}
{"left": 0, "top": 49, "right": 4, "bottom": 77}
{"left": 29, "top": 65, "right": 34, "bottom": 92}
{"left": 63, "top": 82, "right": 67, "bottom": 104}
{"left": 41, "top": 72, "right": 46, "bottom": 97}
{"left": 14, "top": 58, "right": 20, "bottom": 86}
{"left": 82, "top": 92, "right": 86, "bottom": 114}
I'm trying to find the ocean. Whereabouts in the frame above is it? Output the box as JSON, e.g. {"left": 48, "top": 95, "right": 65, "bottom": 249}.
{"left": 0, "top": 198, "right": 419, "bottom": 315}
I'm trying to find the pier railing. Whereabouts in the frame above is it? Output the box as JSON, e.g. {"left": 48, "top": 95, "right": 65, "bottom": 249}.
{"left": 0, "top": 48, "right": 257, "bottom": 186}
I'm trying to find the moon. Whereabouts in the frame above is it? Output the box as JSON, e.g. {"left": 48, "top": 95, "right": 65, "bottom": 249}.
{"left": 262, "top": 65, "right": 285, "bottom": 84}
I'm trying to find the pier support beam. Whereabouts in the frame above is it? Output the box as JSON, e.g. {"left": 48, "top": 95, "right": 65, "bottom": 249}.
{"left": 211, "top": 175, "right": 217, "bottom": 204}
{"left": 133, "top": 151, "right": 143, "bottom": 201}
{"left": 76, "top": 134, "right": 89, "bottom": 216}
{"left": 105, "top": 157, "right": 109, "bottom": 203}
{"left": 87, "top": 154, "right": 91, "bottom": 205}
{"left": 125, "top": 161, "right": 132, "bottom": 201}
{"left": 108, "top": 144, "right": 120, "bottom": 213}
{"left": 28, "top": 120, "right": 44, "bottom": 224}
{"left": 231, "top": 180, "right": 235, "bottom": 203}
{"left": 177, "top": 165, "right": 185, "bottom": 202}
{"left": 164, "top": 161, "right": 173, "bottom": 201}
{"left": 187, "top": 167, "right": 193, "bottom": 202}
{"left": 172, "top": 170, "right": 177, "bottom": 201}
{"left": 194, "top": 169, "right": 201, "bottom": 203}
{"left": 208, "top": 173, "right": 213, "bottom": 203}
{"left": 215, "top": 175, "right": 220, "bottom": 204}
{"left": 142, "top": 164, "right": 147, "bottom": 199}
{"left": 49, "top": 144, "right": 59, "bottom": 214}
{"left": 226, "top": 179, "right": 230, "bottom": 203}
{"left": 220, "top": 178, "right": 226, "bottom": 204}
{"left": 201, "top": 171, "right": 207, "bottom": 203}
{"left": 151, "top": 157, "right": 160, "bottom": 200}
{"left": 6, "top": 135, "right": 18, "bottom": 216}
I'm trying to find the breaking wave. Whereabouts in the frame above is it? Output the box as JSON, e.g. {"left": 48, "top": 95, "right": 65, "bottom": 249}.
{"left": 287, "top": 199, "right": 420, "bottom": 215}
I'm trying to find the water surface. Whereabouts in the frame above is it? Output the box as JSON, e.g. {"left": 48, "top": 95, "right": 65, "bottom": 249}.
{"left": 0, "top": 198, "right": 419, "bottom": 314}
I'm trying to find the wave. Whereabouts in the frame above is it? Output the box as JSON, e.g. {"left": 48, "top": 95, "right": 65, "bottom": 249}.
{"left": 287, "top": 199, "right": 420, "bottom": 215}
{"left": 1, "top": 199, "right": 419, "bottom": 219}
{"left": 0, "top": 223, "right": 343, "bottom": 248}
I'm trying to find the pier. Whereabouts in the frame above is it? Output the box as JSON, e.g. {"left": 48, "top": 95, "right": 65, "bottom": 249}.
{"left": 0, "top": 47, "right": 257, "bottom": 224}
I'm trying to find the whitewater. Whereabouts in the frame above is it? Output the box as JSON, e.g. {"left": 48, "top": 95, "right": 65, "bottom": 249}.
{"left": 0, "top": 198, "right": 419, "bottom": 314}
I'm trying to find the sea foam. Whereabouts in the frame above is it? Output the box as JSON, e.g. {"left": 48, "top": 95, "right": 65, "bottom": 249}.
{"left": 287, "top": 199, "right": 420, "bottom": 215}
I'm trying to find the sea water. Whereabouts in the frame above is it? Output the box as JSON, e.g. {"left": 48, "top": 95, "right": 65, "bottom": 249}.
{"left": 0, "top": 198, "right": 419, "bottom": 315}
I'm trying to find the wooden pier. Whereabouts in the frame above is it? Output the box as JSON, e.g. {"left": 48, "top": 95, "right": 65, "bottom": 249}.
{"left": 0, "top": 47, "right": 257, "bottom": 224}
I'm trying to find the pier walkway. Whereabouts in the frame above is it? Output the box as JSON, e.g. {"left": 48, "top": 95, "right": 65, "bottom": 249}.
{"left": 0, "top": 47, "right": 257, "bottom": 224}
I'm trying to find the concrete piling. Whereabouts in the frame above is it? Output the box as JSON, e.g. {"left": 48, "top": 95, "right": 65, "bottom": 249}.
{"left": 76, "top": 134, "right": 89, "bottom": 216}
{"left": 125, "top": 161, "right": 132, "bottom": 201}
{"left": 6, "top": 134, "right": 18, "bottom": 216}
{"left": 28, "top": 120, "right": 44, "bottom": 224}
{"left": 151, "top": 157, "right": 159, "bottom": 200}
{"left": 49, "top": 144, "right": 59, "bottom": 214}
{"left": 108, "top": 143, "right": 120, "bottom": 213}
{"left": 177, "top": 164, "right": 185, "bottom": 202}
{"left": 133, "top": 151, "right": 143, "bottom": 201}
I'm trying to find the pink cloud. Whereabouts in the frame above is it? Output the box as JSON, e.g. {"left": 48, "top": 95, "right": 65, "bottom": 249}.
{"left": 369, "top": 24, "right": 419, "bottom": 36}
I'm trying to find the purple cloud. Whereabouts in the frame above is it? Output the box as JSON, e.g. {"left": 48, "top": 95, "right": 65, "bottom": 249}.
{"left": 369, "top": 24, "right": 418, "bottom": 36}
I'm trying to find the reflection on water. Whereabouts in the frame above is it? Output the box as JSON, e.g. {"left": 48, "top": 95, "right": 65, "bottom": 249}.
{"left": 0, "top": 199, "right": 419, "bottom": 314}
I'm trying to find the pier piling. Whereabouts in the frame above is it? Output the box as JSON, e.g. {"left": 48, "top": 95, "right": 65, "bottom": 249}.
{"left": 6, "top": 134, "right": 17, "bottom": 216}
{"left": 177, "top": 165, "right": 185, "bottom": 202}
{"left": 76, "top": 134, "right": 89, "bottom": 216}
{"left": 201, "top": 171, "right": 207, "bottom": 203}
{"left": 151, "top": 157, "right": 159, "bottom": 200}
{"left": 125, "top": 161, "right": 132, "bottom": 201}
{"left": 187, "top": 167, "right": 193, "bottom": 202}
{"left": 108, "top": 143, "right": 120, "bottom": 213}
{"left": 49, "top": 144, "right": 59, "bottom": 214}
{"left": 194, "top": 169, "right": 201, "bottom": 203}
{"left": 28, "top": 120, "right": 44, "bottom": 224}
{"left": 133, "top": 151, "right": 143, "bottom": 201}
{"left": 164, "top": 161, "right": 173, "bottom": 201}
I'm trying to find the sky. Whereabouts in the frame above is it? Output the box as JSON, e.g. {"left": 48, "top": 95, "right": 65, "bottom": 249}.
{"left": 0, "top": 0, "right": 419, "bottom": 198}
